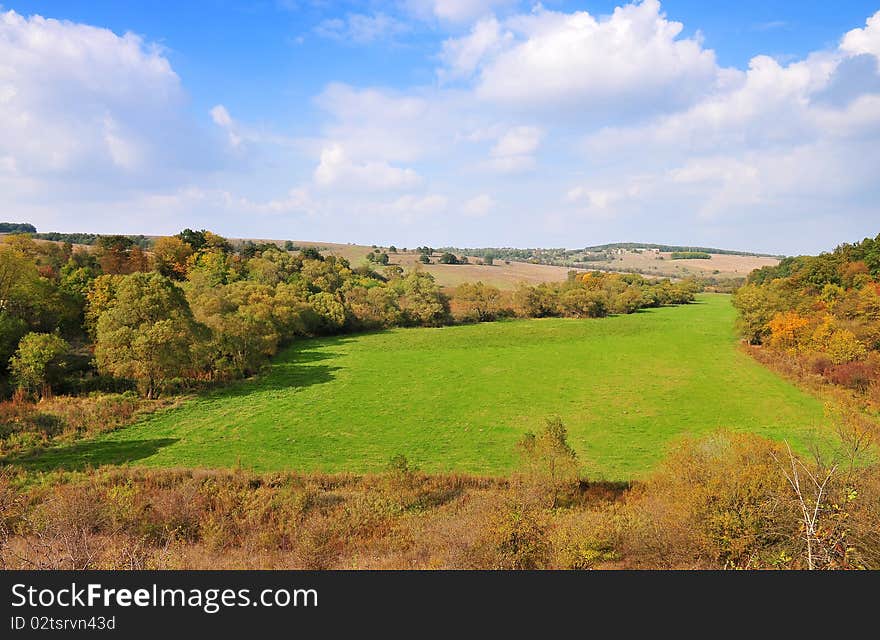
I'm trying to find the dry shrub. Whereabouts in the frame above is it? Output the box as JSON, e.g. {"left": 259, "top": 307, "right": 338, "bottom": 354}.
{"left": 825, "top": 361, "right": 877, "bottom": 393}
{"left": 0, "top": 393, "right": 165, "bottom": 458}
{"left": 549, "top": 507, "right": 619, "bottom": 570}
{"left": 477, "top": 499, "right": 550, "bottom": 570}
{"left": 847, "top": 469, "right": 880, "bottom": 569}
{"left": 619, "top": 432, "right": 799, "bottom": 569}
{"left": 3, "top": 438, "right": 878, "bottom": 570}
{"left": 25, "top": 482, "right": 111, "bottom": 569}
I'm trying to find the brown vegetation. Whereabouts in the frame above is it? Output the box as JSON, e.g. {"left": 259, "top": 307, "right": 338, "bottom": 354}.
{"left": 2, "top": 426, "right": 877, "bottom": 570}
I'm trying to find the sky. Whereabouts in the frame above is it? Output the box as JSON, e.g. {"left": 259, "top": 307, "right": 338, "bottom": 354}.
{"left": 1, "top": 1, "right": 879, "bottom": 254}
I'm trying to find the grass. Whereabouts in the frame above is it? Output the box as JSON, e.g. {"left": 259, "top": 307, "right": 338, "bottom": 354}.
{"left": 36, "top": 295, "right": 830, "bottom": 479}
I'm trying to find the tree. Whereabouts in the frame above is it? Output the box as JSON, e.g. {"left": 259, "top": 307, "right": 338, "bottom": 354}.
{"left": 152, "top": 236, "right": 193, "bottom": 280}
{"left": 0, "top": 312, "right": 27, "bottom": 376}
{"left": 345, "top": 286, "right": 402, "bottom": 329}
{"left": 516, "top": 417, "right": 580, "bottom": 508}
{"left": 454, "top": 281, "right": 503, "bottom": 322}
{"left": 177, "top": 228, "right": 208, "bottom": 251}
{"left": 438, "top": 252, "right": 460, "bottom": 265}
{"left": 398, "top": 271, "right": 449, "bottom": 326}
{"left": 9, "top": 332, "right": 69, "bottom": 399}
{"left": 308, "top": 292, "right": 347, "bottom": 333}
{"left": 559, "top": 288, "right": 608, "bottom": 318}
{"left": 95, "top": 273, "right": 204, "bottom": 398}
{"left": 418, "top": 254, "right": 431, "bottom": 264}
{"left": 96, "top": 235, "right": 144, "bottom": 275}
{"left": 513, "top": 283, "right": 559, "bottom": 318}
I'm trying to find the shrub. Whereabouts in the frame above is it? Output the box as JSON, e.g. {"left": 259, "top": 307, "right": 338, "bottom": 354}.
{"left": 825, "top": 361, "right": 876, "bottom": 393}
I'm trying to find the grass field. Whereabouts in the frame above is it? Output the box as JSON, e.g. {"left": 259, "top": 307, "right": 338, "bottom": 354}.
{"left": 26, "top": 295, "right": 830, "bottom": 479}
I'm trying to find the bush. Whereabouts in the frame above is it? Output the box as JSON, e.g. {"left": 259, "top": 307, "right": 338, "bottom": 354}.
{"left": 825, "top": 361, "right": 877, "bottom": 393}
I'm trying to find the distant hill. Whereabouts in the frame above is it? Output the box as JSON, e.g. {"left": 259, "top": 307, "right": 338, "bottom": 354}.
{"left": 581, "top": 242, "right": 782, "bottom": 258}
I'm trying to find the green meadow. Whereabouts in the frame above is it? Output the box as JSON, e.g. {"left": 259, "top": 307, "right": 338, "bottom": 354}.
{"left": 35, "top": 294, "right": 829, "bottom": 479}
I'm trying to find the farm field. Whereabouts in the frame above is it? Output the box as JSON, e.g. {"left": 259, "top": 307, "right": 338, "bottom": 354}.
{"left": 26, "top": 294, "right": 830, "bottom": 479}
{"left": 309, "top": 241, "right": 581, "bottom": 290}
{"left": 601, "top": 249, "right": 779, "bottom": 279}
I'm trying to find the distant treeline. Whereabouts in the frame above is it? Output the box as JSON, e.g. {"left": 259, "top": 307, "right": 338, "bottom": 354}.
{"left": 439, "top": 247, "right": 574, "bottom": 266}
{"left": 0, "top": 222, "right": 37, "bottom": 233}
{"left": 671, "top": 251, "right": 712, "bottom": 260}
{"left": 32, "top": 232, "right": 152, "bottom": 249}
{"left": 582, "top": 242, "right": 781, "bottom": 258}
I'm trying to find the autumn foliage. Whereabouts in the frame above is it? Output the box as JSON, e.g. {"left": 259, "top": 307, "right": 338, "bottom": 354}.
{"left": 734, "top": 232, "right": 880, "bottom": 397}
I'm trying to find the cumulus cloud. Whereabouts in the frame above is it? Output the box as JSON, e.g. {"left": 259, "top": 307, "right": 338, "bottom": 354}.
{"left": 0, "top": 9, "right": 215, "bottom": 186}
{"left": 841, "top": 10, "right": 880, "bottom": 60}
{"left": 440, "top": 0, "right": 723, "bottom": 117}
{"left": 313, "top": 143, "right": 422, "bottom": 191}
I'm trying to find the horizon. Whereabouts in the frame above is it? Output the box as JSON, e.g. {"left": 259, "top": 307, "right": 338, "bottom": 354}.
{"left": 1, "top": 1, "right": 879, "bottom": 254}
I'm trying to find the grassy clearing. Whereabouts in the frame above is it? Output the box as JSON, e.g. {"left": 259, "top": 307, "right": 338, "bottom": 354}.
{"left": 23, "top": 295, "right": 828, "bottom": 479}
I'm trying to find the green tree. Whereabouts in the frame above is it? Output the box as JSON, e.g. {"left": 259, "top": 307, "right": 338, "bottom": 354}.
{"left": 95, "top": 273, "right": 204, "bottom": 398}
{"left": 398, "top": 271, "right": 449, "bottom": 326}
{"left": 9, "top": 332, "right": 69, "bottom": 399}
{"left": 308, "top": 292, "right": 347, "bottom": 333}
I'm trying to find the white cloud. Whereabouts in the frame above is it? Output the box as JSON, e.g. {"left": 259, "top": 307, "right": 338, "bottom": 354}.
{"left": 439, "top": 16, "right": 508, "bottom": 81}
{"left": 0, "top": 9, "right": 210, "bottom": 184}
{"left": 405, "top": 0, "right": 518, "bottom": 24}
{"left": 313, "top": 84, "right": 440, "bottom": 163}
{"left": 841, "top": 10, "right": 880, "bottom": 60}
{"left": 210, "top": 104, "right": 233, "bottom": 127}
{"left": 484, "top": 125, "right": 542, "bottom": 173}
{"left": 314, "top": 13, "right": 409, "bottom": 44}
{"left": 313, "top": 143, "right": 422, "bottom": 191}
{"left": 440, "top": 0, "right": 722, "bottom": 116}
{"left": 462, "top": 193, "right": 494, "bottom": 216}
{"left": 491, "top": 125, "right": 542, "bottom": 156}
{"left": 210, "top": 104, "right": 242, "bottom": 147}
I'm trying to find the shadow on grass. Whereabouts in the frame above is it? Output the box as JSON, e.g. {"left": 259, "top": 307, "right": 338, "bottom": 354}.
{"left": 209, "top": 333, "right": 379, "bottom": 399}
{"left": 1, "top": 438, "right": 179, "bottom": 472}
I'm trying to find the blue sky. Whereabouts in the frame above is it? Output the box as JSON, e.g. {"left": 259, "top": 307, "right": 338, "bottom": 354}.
{"left": 1, "top": 1, "right": 879, "bottom": 253}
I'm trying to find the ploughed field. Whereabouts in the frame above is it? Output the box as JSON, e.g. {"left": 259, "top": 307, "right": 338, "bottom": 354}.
{"left": 57, "top": 295, "right": 828, "bottom": 479}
